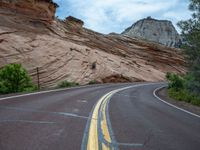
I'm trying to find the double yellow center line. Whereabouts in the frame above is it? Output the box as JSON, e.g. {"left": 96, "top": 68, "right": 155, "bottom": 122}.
{"left": 87, "top": 91, "right": 114, "bottom": 150}
{"left": 83, "top": 86, "right": 134, "bottom": 150}
{"left": 81, "top": 83, "right": 159, "bottom": 150}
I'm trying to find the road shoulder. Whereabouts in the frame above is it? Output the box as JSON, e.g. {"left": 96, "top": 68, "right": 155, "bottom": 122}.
{"left": 156, "top": 87, "right": 200, "bottom": 116}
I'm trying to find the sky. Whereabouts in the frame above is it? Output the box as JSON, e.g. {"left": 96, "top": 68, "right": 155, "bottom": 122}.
{"left": 54, "top": 0, "right": 191, "bottom": 34}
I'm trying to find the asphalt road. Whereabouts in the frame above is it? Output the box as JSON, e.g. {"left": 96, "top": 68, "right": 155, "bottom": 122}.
{"left": 0, "top": 83, "right": 199, "bottom": 150}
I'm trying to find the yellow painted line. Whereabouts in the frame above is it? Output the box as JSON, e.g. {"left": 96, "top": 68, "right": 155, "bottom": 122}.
{"left": 87, "top": 87, "right": 135, "bottom": 150}
{"left": 102, "top": 143, "right": 112, "bottom": 150}
{"left": 83, "top": 83, "right": 161, "bottom": 150}
{"left": 87, "top": 92, "right": 112, "bottom": 150}
{"left": 101, "top": 93, "right": 112, "bottom": 143}
{"left": 101, "top": 98, "right": 113, "bottom": 150}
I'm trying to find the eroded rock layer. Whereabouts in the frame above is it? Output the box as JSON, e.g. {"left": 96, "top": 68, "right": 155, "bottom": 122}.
{"left": 0, "top": 0, "right": 58, "bottom": 22}
{"left": 0, "top": 0, "right": 186, "bottom": 88}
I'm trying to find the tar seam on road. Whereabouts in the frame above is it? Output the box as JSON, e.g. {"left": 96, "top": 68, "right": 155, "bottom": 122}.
{"left": 0, "top": 120, "right": 56, "bottom": 124}
{"left": 117, "top": 142, "right": 144, "bottom": 147}
{"left": 153, "top": 86, "right": 200, "bottom": 119}
{"left": 81, "top": 83, "right": 162, "bottom": 150}
{"left": 0, "top": 106, "right": 89, "bottom": 120}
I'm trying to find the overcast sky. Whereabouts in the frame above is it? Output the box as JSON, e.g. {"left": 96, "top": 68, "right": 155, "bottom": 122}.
{"left": 54, "top": 0, "right": 191, "bottom": 34}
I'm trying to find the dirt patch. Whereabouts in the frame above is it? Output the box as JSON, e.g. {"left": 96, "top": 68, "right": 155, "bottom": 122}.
{"left": 157, "top": 87, "right": 200, "bottom": 116}
{"left": 101, "top": 74, "right": 132, "bottom": 83}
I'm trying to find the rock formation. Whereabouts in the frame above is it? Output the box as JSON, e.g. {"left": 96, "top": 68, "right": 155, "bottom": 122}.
{"left": 122, "top": 17, "right": 182, "bottom": 48}
{"left": 0, "top": 1, "right": 186, "bottom": 88}
{"left": 0, "top": 0, "right": 58, "bottom": 22}
{"left": 65, "top": 16, "right": 84, "bottom": 27}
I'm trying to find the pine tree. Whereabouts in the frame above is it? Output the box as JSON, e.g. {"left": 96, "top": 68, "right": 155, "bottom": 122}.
{"left": 178, "top": 0, "right": 200, "bottom": 94}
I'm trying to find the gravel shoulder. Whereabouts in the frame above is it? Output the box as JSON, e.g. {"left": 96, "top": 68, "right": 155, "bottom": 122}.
{"left": 156, "top": 87, "right": 200, "bottom": 116}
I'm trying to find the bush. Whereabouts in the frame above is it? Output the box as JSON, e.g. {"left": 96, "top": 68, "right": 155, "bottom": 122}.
{"left": 57, "top": 80, "right": 79, "bottom": 88}
{"left": 88, "top": 80, "right": 98, "bottom": 85}
{"left": 168, "top": 88, "right": 200, "bottom": 106}
{"left": 191, "top": 98, "right": 200, "bottom": 106}
{"left": 0, "top": 64, "right": 35, "bottom": 94}
{"left": 0, "top": 81, "right": 7, "bottom": 94}
{"left": 166, "top": 72, "right": 184, "bottom": 91}
{"left": 23, "top": 85, "right": 38, "bottom": 92}
{"left": 166, "top": 73, "right": 200, "bottom": 106}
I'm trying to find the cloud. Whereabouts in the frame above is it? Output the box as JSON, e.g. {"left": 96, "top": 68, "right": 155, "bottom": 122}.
{"left": 54, "top": 0, "right": 191, "bottom": 34}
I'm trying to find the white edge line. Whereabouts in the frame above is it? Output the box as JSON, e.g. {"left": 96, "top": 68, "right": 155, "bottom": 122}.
{"left": 153, "top": 86, "right": 200, "bottom": 119}
{"left": 0, "top": 84, "right": 101, "bottom": 101}
{"left": 0, "top": 82, "right": 158, "bottom": 101}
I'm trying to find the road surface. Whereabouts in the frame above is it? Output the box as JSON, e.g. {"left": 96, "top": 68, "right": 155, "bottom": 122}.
{"left": 0, "top": 83, "right": 199, "bottom": 150}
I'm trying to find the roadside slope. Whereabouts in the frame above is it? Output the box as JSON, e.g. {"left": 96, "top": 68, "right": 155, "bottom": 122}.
{"left": 0, "top": 0, "right": 186, "bottom": 88}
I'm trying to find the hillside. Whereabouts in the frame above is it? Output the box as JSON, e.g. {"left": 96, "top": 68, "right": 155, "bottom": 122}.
{"left": 0, "top": 0, "right": 186, "bottom": 88}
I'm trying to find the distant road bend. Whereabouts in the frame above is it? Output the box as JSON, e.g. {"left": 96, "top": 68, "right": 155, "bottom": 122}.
{"left": 0, "top": 83, "right": 199, "bottom": 150}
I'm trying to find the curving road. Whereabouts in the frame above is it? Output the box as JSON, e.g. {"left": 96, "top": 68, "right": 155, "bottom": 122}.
{"left": 0, "top": 83, "right": 199, "bottom": 150}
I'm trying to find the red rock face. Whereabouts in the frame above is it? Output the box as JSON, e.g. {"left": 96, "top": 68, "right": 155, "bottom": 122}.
{"left": 0, "top": 1, "right": 186, "bottom": 88}
{"left": 0, "top": 0, "right": 57, "bottom": 22}
{"left": 65, "top": 16, "right": 84, "bottom": 27}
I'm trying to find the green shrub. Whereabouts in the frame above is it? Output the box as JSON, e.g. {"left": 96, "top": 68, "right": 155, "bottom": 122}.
{"left": 191, "top": 98, "right": 200, "bottom": 106}
{"left": 57, "top": 80, "right": 79, "bottom": 88}
{"left": 0, "top": 64, "right": 35, "bottom": 94}
{"left": 88, "top": 80, "right": 98, "bottom": 85}
{"left": 0, "top": 81, "right": 7, "bottom": 94}
{"left": 166, "top": 72, "right": 200, "bottom": 106}
{"left": 24, "top": 85, "right": 38, "bottom": 92}
{"left": 166, "top": 72, "right": 184, "bottom": 91}
{"left": 168, "top": 88, "right": 200, "bottom": 106}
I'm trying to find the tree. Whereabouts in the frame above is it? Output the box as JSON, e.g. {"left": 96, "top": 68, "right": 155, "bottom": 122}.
{"left": 177, "top": 0, "right": 200, "bottom": 95}
{"left": 0, "top": 64, "right": 33, "bottom": 94}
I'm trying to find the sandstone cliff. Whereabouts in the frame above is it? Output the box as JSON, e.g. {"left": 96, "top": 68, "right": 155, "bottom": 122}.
{"left": 122, "top": 17, "right": 182, "bottom": 48}
{"left": 0, "top": 1, "right": 186, "bottom": 88}
{"left": 0, "top": 0, "right": 58, "bottom": 22}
